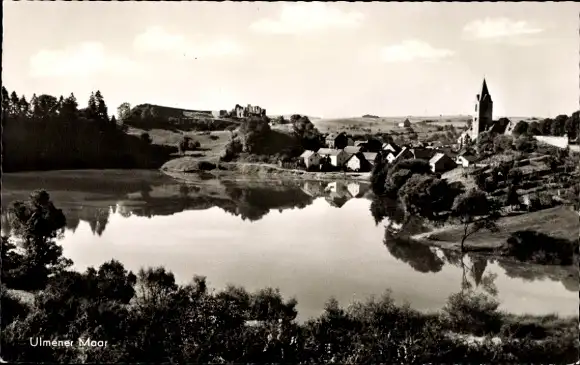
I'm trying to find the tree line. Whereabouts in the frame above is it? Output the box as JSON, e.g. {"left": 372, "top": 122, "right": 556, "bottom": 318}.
{"left": 2, "top": 87, "right": 174, "bottom": 172}
{"left": 1, "top": 190, "right": 577, "bottom": 363}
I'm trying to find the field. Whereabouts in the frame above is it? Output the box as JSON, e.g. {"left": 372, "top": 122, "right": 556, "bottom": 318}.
{"left": 311, "top": 115, "right": 470, "bottom": 135}
{"left": 419, "top": 206, "right": 579, "bottom": 250}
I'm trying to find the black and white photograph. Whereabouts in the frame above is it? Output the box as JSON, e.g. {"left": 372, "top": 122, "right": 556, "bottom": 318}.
{"left": 1, "top": 1, "right": 579, "bottom": 363}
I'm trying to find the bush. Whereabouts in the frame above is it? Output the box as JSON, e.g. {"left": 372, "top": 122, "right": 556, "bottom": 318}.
{"left": 178, "top": 136, "right": 200, "bottom": 154}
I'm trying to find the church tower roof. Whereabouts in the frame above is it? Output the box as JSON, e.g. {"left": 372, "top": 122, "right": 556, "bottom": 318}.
{"left": 479, "top": 78, "right": 492, "bottom": 103}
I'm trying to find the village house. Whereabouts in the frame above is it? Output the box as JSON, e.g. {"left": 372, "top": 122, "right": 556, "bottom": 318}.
{"left": 325, "top": 133, "right": 348, "bottom": 149}
{"left": 317, "top": 148, "right": 350, "bottom": 168}
{"left": 398, "top": 118, "right": 411, "bottom": 128}
{"left": 395, "top": 146, "right": 415, "bottom": 161}
{"left": 456, "top": 151, "right": 478, "bottom": 168}
{"left": 363, "top": 152, "right": 380, "bottom": 168}
{"left": 382, "top": 142, "right": 400, "bottom": 155}
{"left": 429, "top": 152, "right": 457, "bottom": 173}
{"left": 411, "top": 147, "right": 435, "bottom": 160}
{"left": 347, "top": 137, "right": 355, "bottom": 146}
{"left": 345, "top": 152, "right": 369, "bottom": 172}
{"left": 385, "top": 151, "right": 398, "bottom": 164}
{"left": 300, "top": 150, "right": 321, "bottom": 169}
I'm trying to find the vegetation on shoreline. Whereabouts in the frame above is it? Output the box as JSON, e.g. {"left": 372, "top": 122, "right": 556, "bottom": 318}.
{"left": 2, "top": 87, "right": 174, "bottom": 172}
{"left": 2, "top": 190, "right": 578, "bottom": 363}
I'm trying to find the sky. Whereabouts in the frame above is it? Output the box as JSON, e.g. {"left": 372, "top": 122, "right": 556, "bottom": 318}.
{"left": 2, "top": 2, "right": 579, "bottom": 118}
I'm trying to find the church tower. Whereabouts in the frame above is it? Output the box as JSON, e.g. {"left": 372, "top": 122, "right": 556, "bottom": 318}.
{"left": 470, "top": 78, "right": 493, "bottom": 141}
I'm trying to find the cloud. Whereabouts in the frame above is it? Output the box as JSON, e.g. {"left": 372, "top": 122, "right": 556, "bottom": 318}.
{"left": 463, "top": 17, "right": 543, "bottom": 40}
{"left": 250, "top": 3, "right": 364, "bottom": 35}
{"left": 133, "top": 26, "right": 243, "bottom": 58}
{"left": 379, "top": 40, "right": 454, "bottom": 63}
{"left": 29, "top": 42, "right": 141, "bottom": 78}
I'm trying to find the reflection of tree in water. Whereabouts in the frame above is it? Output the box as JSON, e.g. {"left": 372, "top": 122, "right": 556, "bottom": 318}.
{"left": 440, "top": 250, "right": 498, "bottom": 296}
{"left": 223, "top": 185, "right": 313, "bottom": 222}
{"left": 65, "top": 212, "right": 80, "bottom": 233}
{"left": 383, "top": 228, "right": 445, "bottom": 274}
{"left": 370, "top": 196, "right": 405, "bottom": 226}
{"left": 85, "top": 208, "right": 110, "bottom": 237}
{"left": 497, "top": 259, "right": 579, "bottom": 292}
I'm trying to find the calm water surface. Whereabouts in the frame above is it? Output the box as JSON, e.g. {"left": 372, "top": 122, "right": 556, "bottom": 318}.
{"left": 2, "top": 170, "right": 578, "bottom": 321}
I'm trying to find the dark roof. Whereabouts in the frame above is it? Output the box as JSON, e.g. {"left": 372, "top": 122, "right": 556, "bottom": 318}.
{"left": 479, "top": 78, "right": 492, "bottom": 103}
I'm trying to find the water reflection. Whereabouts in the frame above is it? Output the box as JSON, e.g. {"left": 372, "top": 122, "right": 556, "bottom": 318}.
{"left": 2, "top": 177, "right": 371, "bottom": 237}
{"left": 1, "top": 171, "right": 577, "bottom": 319}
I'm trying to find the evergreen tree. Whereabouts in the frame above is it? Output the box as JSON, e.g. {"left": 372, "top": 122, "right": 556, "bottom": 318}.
{"left": 95, "top": 90, "right": 108, "bottom": 123}
{"left": 18, "top": 96, "right": 30, "bottom": 118}
{"left": 10, "top": 91, "right": 20, "bottom": 117}
{"left": 1, "top": 86, "right": 9, "bottom": 113}
{"left": 30, "top": 94, "right": 40, "bottom": 118}
{"left": 88, "top": 92, "right": 98, "bottom": 120}
{"left": 60, "top": 93, "right": 79, "bottom": 119}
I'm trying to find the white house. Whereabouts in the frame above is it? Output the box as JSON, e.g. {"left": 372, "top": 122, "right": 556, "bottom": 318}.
{"left": 382, "top": 142, "right": 400, "bottom": 154}
{"left": 385, "top": 152, "right": 398, "bottom": 164}
{"left": 456, "top": 153, "right": 478, "bottom": 167}
{"left": 318, "top": 148, "right": 349, "bottom": 167}
{"left": 345, "top": 153, "right": 365, "bottom": 172}
{"left": 429, "top": 153, "right": 456, "bottom": 173}
{"left": 300, "top": 150, "right": 321, "bottom": 168}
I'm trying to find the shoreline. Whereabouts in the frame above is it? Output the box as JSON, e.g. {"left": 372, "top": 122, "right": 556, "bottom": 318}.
{"left": 160, "top": 157, "right": 371, "bottom": 182}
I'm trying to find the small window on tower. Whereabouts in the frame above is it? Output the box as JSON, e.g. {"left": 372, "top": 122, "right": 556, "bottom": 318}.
{"left": 475, "top": 104, "right": 478, "bottom": 112}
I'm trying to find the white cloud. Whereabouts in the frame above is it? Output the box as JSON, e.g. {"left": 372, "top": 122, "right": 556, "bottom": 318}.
{"left": 379, "top": 40, "right": 454, "bottom": 63}
{"left": 463, "top": 17, "right": 543, "bottom": 40}
{"left": 133, "top": 26, "right": 243, "bottom": 58}
{"left": 29, "top": 42, "right": 141, "bottom": 78}
{"left": 250, "top": 3, "right": 364, "bottom": 35}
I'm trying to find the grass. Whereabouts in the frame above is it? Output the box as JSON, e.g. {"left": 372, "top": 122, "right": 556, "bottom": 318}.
{"left": 311, "top": 115, "right": 470, "bottom": 135}
{"left": 423, "top": 205, "right": 579, "bottom": 249}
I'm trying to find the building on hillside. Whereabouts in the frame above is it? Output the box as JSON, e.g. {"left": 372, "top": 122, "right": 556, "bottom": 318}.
{"left": 382, "top": 142, "right": 400, "bottom": 155}
{"left": 300, "top": 150, "right": 321, "bottom": 168}
{"left": 362, "top": 152, "right": 380, "bottom": 167}
{"left": 324, "top": 132, "right": 354, "bottom": 148}
{"left": 429, "top": 153, "right": 457, "bottom": 173}
{"left": 232, "top": 104, "right": 266, "bottom": 118}
{"left": 317, "top": 148, "right": 350, "bottom": 167}
{"left": 470, "top": 78, "right": 494, "bottom": 141}
{"left": 398, "top": 119, "right": 411, "bottom": 128}
{"left": 345, "top": 153, "right": 369, "bottom": 172}
{"left": 385, "top": 151, "right": 398, "bottom": 164}
{"left": 456, "top": 151, "right": 478, "bottom": 167}
{"left": 411, "top": 148, "right": 435, "bottom": 160}
{"left": 395, "top": 146, "right": 415, "bottom": 161}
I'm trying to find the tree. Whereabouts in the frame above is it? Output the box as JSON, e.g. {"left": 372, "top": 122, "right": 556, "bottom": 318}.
{"left": 476, "top": 131, "right": 497, "bottom": 155}
{"left": 399, "top": 175, "right": 462, "bottom": 221}
{"left": 7, "top": 190, "right": 72, "bottom": 289}
{"left": 564, "top": 111, "right": 579, "bottom": 140}
{"left": 527, "top": 121, "right": 541, "bottom": 136}
{"left": 292, "top": 115, "right": 321, "bottom": 151}
{"left": 539, "top": 118, "right": 553, "bottom": 135}
{"left": 60, "top": 93, "right": 79, "bottom": 120}
{"left": 95, "top": 90, "right": 109, "bottom": 123}
{"left": 551, "top": 114, "right": 567, "bottom": 136}
{"left": 451, "top": 189, "right": 501, "bottom": 252}
{"left": 382, "top": 159, "right": 433, "bottom": 197}
{"left": 512, "top": 121, "right": 529, "bottom": 137}
{"left": 117, "top": 102, "right": 132, "bottom": 123}
{"left": 514, "top": 135, "right": 536, "bottom": 152}
{"left": 9, "top": 91, "right": 20, "bottom": 117}
{"left": 493, "top": 134, "right": 513, "bottom": 153}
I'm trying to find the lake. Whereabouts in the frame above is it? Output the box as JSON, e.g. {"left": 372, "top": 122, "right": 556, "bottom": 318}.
{"left": 2, "top": 170, "right": 578, "bottom": 321}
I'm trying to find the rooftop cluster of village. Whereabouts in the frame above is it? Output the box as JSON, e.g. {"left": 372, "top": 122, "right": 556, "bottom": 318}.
{"left": 296, "top": 78, "right": 577, "bottom": 175}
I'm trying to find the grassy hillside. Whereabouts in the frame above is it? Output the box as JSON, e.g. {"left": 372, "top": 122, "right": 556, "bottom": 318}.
{"left": 312, "top": 115, "right": 470, "bottom": 135}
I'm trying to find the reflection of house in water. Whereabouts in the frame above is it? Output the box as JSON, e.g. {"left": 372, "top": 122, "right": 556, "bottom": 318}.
{"left": 301, "top": 181, "right": 327, "bottom": 198}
